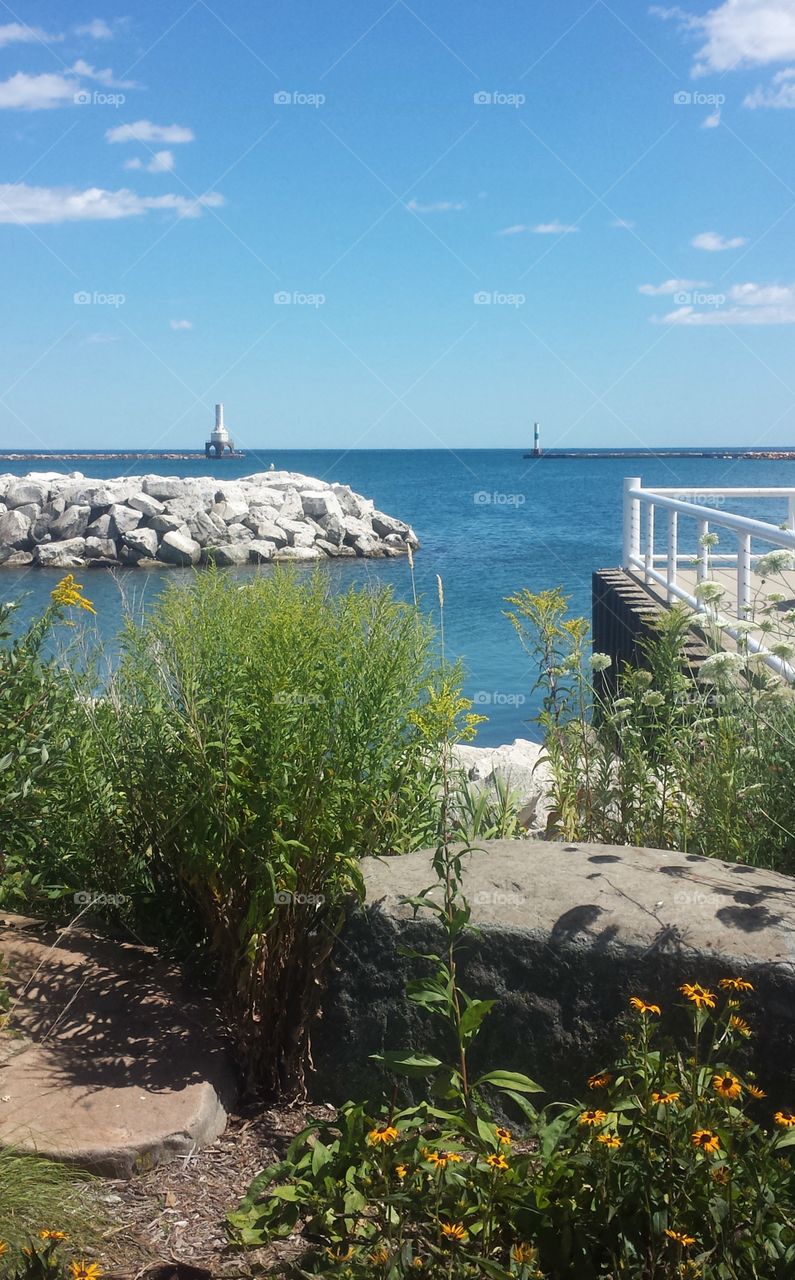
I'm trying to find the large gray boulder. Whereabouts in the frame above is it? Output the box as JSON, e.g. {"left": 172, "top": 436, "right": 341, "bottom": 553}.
{"left": 128, "top": 492, "right": 165, "bottom": 518}
{"left": 311, "top": 841, "right": 795, "bottom": 1107}
{"left": 0, "top": 508, "right": 32, "bottom": 548}
{"left": 247, "top": 540, "right": 277, "bottom": 563}
{"left": 34, "top": 538, "right": 87, "bottom": 567}
{"left": 123, "top": 527, "right": 159, "bottom": 559}
{"left": 5, "top": 479, "right": 49, "bottom": 509}
{"left": 84, "top": 537, "right": 119, "bottom": 562}
{"left": 108, "top": 504, "right": 142, "bottom": 537}
{"left": 453, "top": 738, "right": 554, "bottom": 832}
{"left": 203, "top": 543, "right": 250, "bottom": 566}
{"left": 159, "top": 530, "right": 201, "bottom": 566}
{"left": 50, "top": 505, "right": 91, "bottom": 541}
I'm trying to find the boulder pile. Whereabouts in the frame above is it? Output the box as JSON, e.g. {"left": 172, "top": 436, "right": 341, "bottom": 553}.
{"left": 0, "top": 471, "right": 420, "bottom": 569}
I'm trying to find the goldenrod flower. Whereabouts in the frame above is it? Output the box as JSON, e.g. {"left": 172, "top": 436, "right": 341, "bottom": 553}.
{"left": 719, "top": 977, "right": 753, "bottom": 993}
{"left": 512, "top": 1243, "right": 538, "bottom": 1264}
{"left": 729, "top": 1015, "right": 751, "bottom": 1037}
{"left": 51, "top": 575, "right": 96, "bottom": 615}
{"left": 597, "top": 1133, "right": 622, "bottom": 1149}
{"left": 629, "top": 996, "right": 660, "bottom": 1016}
{"left": 486, "top": 1153, "right": 508, "bottom": 1170}
{"left": 774, "top": 1110, "right": 795, "bottom": 1128}
{"left": 578, "top": 1109, "right": 607, "bottom": 1127}
{"left": 495, "top": 1126, "right": 512, "bottom": 1144}
{"left": 747, "top": 1084, "right": 766, "bottom": 1100}
{"left": 588, "top": 1072, "right": 612, "bottom": 1089}
{"left": 665, "top": 1229, "right": 696, "bottom": 1247}
{"left": 440, "top": 1221, "right": 467, "bottom": 1242}
{"left": 368, "top": 1125, "right": 399, "bottom": 1146}
{"left": 70, "top": 1263, "right": 102, "bottom": 1280}
{"left": 712, "top": 1072, "right": 742, "bottom": 1101}
{"left": 680, "top": 983, "right": 716, "bottom": 1010}
{"left": 652, "top": 1091, "right": 680, "bottom": 1106}
{"left": 39, "top": 1231, "right": 67, "bottom": 1241}
{"left": 691, "top": 1129, "right": 721, "bottom": 1155}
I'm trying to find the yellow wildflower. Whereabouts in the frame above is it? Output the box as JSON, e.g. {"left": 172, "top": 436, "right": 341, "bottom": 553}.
{"left": 665, "top": 1228, "right": 696, "bottom": 1247}
{"left": 774, "top": 1110, "right": 795, "bottom": 1128}
{"left": 680, "top": 983, "right": 716, "bottom": 1010}
{"left": 652, "top": 1091, "right": 680, "bottom": 1105}
{"left": 729, "top": 1015, "right": 751, "bottom": 1037}
{"left": 712, "top": 1072, "right": 742, "bottom": 1101}
{"left": 691, "top": 1129, "right": 721, "bottom": 1155}
{"left": 51, "top": 575, "right": 96, "bottom": 615}
{"left": 486, "top": 1153, "right": 508, "bottom": 1170}
{"left": 495, "top": 1126, "right": 512, "bottom": 1144}
{"left": 440, "top": 1221, "right": 467, "bottom": 1242}
{"left": 512, "top": 1243, "right": 538, "bottom": 1264}
{"left": 588, "top": 1072, "right": 612, "bottom": 1089}
{"left": 747, "top": 1084, "right": 766, "bottom": 1100}
{"left": 629, "top": 997, "right": 661, "bottom": 1016}
{"left": 597, "top": 1133, "right": 622, "bottom": 1149}
{"left": 719, "top": 977, "right": 753, "bottom": 993}
{"left": 578, "top": 1109, "right": 607, "bottom": 1127}
{"left": 368, "top": 1125, "right": 398, "bottom": 1146}
{"left": 70, "top": 1264, "right": 102, "bottom": 1280}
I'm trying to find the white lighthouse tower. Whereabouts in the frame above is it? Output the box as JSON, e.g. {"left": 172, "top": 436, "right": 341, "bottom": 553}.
{"left": 205, "top": 403, "right": 235, "bottom": 457}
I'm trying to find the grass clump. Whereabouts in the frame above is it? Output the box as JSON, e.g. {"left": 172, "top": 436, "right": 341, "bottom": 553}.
{"left": 0, "top": 1149, "right": 101, "bottom": 1272}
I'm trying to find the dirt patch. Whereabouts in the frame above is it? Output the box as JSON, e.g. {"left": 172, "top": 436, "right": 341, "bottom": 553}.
{"left": 96, "top": 1106, "right": 333, "bottom": 1278}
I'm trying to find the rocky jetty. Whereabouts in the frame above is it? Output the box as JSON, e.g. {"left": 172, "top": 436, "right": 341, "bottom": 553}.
{"left": 0, "top": 471, "right": 419, "bottom": 569}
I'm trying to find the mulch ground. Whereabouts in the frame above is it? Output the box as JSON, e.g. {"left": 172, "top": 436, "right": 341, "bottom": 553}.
{"left": 95, "top": 1105, "right": 335, "bottom": 1279}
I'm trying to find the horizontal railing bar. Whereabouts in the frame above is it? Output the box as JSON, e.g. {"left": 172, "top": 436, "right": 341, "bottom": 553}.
{"left": 628, "top": 488, "right": 795, "bottom": 547}
{"left": 645, "top": 487, "right": 795, "bottom": 498}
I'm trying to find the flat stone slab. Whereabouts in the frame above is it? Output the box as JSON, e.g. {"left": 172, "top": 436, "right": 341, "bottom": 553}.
{"left": 0, "top": 916, "right": 236, "bottom": 1176}
{"left": 310, "top": 841, "right": 795, "bottom": 1104}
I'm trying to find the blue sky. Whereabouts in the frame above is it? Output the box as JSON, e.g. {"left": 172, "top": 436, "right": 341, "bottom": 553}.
{"left": 1, "top": 0, "right": 795, "bottom": 450}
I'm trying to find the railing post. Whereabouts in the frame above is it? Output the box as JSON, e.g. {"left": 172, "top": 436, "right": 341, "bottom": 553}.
{"left": 697, "top": 517, "right": 709, "bottom": 586}
{"left": 667, "top": 510, "right": 678, "bottom": 603}
{"left": 738, "top": 532, "right": 752, "bottom": 617}
{"left": 623, "top": 476, "right": 641, "bottom": 569}
{"left": 644, "top": 503, "right": 655, "bottom": 581}
{"left": 788, "top": 495, "right": 795, "bottom": 531}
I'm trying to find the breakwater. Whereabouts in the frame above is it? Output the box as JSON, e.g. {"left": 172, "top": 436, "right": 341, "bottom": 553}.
{"left": 0, "top": 470, "right": 419, "bottom": 568}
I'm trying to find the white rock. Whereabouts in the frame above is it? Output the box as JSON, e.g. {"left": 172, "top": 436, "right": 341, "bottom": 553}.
{"left": 159, "top": 530, "right": 201, "bottom": 566}
{"left": 51, "top": 505, "right": 91, "bottom": 541}
{"left": 34, "top": 538, "right": 87, "bottom": 567}
{"left": 108, "top": 504, "right": 143, "bottom": 537}
{"left": 248, "top": 540, "right": 277, "bottom": 563}
{"left": 84, "top": 537, "right": 119, "bottom": 561}
{"left": 204, "top": 543, "right": 250, "bottom": 566}
{"left": 128, "top": 492, "right": 165, "bottom": 518}
{"left": 0, "top": 508, "right": 32, "bottom": 547}
{"left": 5, "top": 479, "right": 49, "bottom": 509}
{"left": 273, "top": 545, "right": 322, "bottom": 560}
{"left": 124, "top": 527, "right": 159, "bottom": 558}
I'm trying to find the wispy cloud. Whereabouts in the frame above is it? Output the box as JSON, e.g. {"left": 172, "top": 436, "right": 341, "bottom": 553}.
{"left": 124, "top": 149, "right": 175, "bottom": 173}
{"left": 654, "top": 0, "right": 795, "bottom": 76}
{"left": 0, "top": 22, "right": 62, "bottom": 47}
{"left": 692, "top": 230, "right": 747, "bottom": 251}
{"left": 745, "top": 66, "right": 795, "bottom": 108}
{"left": 169, "top": 319, "right": 193, "bottom": 330}
{"left": 639, "top": 278, "right": 709, "bottom": 296}
{"left": 75, "top": 19, "right": 114, "bottom": 40}
{"left": 71, "top": 60, "right": 138, "bottom": 90}
{"left": 658, "top": 282, "right": 795, "bottom": 326}
{"left": 610, "top": 217, "right": 636, "bottom": 229}
{"left": 702, "top": 107, "right": 721, "bottom": 127}
{"left": 405, "top": 198, "right": 465, "bottom": 213}
{"left": 498, "top": 220, "right": 578, "bottom": 235}
{"left": 0, "top": 183, "right": 223, "bottom": 224}
{"left": 0, "top": 72, "right": 78, "bottom": 110}
{"left": 106, "top": 119, "right": 195, "bottom": 144}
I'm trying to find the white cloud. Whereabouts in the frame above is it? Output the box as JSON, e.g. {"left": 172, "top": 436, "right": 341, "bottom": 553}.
{"left": 0, "top": 71, "right": 78, "bottom": 110}
{"left": 0, "top": 182, "right": 223, "bottom": 224}
{"left": 745, "top": 65, "right": 795, "bottom": 106}
{"left": 169, "top": 319, "right": 193, "bottom": 330}
{"left": 0, "top": 22, "right": 62, "bottom": 46}
{"left": 639, "top": 278, "right": 709, "bottom": 295}
{"left": 405, "top": 198, "right": 465, "bottom": 213}
{"left": 124, "top": 149, "right": 175, "bottom": 173}
{"left": 74, "top": 19, "right": 114, "bottom": 39}
{"left": 498, "top": 221, "right": 578, "bottom": 235}
{"left": 70, "top": 60, "right": 138, "bottom": 89}
{"left": 658, "top": 281, "right": 795, "bottom": 325}
{"left": 655, "top": 1, "right": 795, "bottom": 78}
{"left": 692, "top": 230, "right": 747, "bottom": 251}
{"left": 105, "top": 119, "right": 195, "bottom": 144}
{"left": 702, "top": 107, "right": 722, "bottom": 126}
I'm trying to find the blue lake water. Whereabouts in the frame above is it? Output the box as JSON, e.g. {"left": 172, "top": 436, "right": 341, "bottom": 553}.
{"left": 2, "top": 448, "right": 793, "bottom": 745}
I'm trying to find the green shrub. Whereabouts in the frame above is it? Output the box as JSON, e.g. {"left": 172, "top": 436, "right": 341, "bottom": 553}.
{"left": 110, "top": 568, "right": 451, "bottom": 1096}
{"left": 506, "top": 586, "right": 795, "bottom": 870}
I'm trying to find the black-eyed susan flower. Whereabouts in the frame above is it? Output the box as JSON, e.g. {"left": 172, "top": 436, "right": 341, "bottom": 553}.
{"left": 588, "top": 1072, "right": 612, "bottom": 1089}
{"left": 747, "top": 1084, "right": 766, "bottom": 1100}
{"left": 729, "top": 1015, "right": 752, "bottom": 1037}
{"left": 440, "top": 1222, "right": 467, "bottom": 1242}
{"left": 425, "top": 1150, "right": 463, "bottom": 1167}
{"left": 629, "top": 996, "right": 661, "bottom": 1016}
{"left": 597, "top": 1133, "right": 621, "bottom": 1149}
{"left": 652, "top": 1090, "right": 680, "bottom": 1105}
{"left": 369, "top": 1247, "right": 390, "bottom": 1265}
{"left": 512, "top": 1243, "right": 538, "bottom": 1264}
{"left": 486, "top": 1153, "right": 509, "bottom": 1170}
{"left": 774, "top": 1110, "right": 795, "bottom": 1128}
{"left": 578, "top": 1109, "right": 607, "bottom": 1127}
{"left": 70, "top": 1264, "right": 102, "bottom": 1280}
{"left": 710, "top": 1165, "right": 730, "bottom": 1185}
{"left": 368, "top": 1125, "right": 399, "bottom": 1146}
{"left": 495, "top": 1126, "right": 512, "bottom": 1144}
{"left": 712, "top": 1072, "right": 742, "bottom": 1101}
{"left": 719, "top": 977, "right": 753, "bottom": 993}
{"left": 664, "top": 1229, "right": 696, "bottom": 1247}
{"left": 0, "top": 1244, "right": 7, "bottom": 1258}
{"left": 395, "top": 1164, "right": 408, "bottom": 1179}
{"left": 692, "top": 1129, "right": 721, "bottom": 1155}
{"left": 326, "top": 1244, "right": 355, "bottom": 1262}
{"left": 680, "top": 983, "right": 716, "bottom": 1010}
{"left": 39, "top": 1231, "right": 68, "bottom": 1241}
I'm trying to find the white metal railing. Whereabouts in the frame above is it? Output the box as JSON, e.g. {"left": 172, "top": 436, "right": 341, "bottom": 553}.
{"left": 622, "top": 476, "right": 795, "bottom": 681}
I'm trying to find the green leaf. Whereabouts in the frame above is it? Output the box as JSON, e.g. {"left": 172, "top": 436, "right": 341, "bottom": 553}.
{"left": 459, "top": 997, "right": 495, "bottom": 1041}
{"left": 370, "top": 1051, "right": 443, "bottom": 1077}
{"left": 475, "top": 1069, "right": 544, "bottom": 1094}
